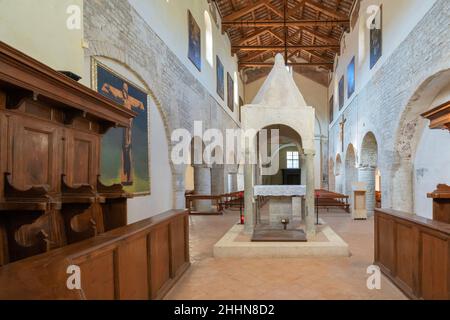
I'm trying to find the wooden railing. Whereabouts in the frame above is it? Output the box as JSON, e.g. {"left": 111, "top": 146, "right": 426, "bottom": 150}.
{"left": 375, "top": 208, "right": 450, "bottom": 300}
{"left": 0, "top": 210, "right": 189, "bottom": 300}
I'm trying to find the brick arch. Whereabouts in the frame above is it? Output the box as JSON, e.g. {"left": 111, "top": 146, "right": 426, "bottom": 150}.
{"left": 391, "top": 68, "right": 450, "bottom": 212}
{"left": 86, "top": 49, "right": 179, "bottom": 206}
{"left": 395, "top": 68, "right": 450, "bottom": 162}
{"left": 360, "top": 132, "right": 378, "bottom": 168}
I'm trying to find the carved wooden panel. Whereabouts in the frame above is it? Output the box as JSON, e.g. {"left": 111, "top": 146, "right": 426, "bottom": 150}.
{"left": 395, "top": 222, "right": 416, "bottom": 291}
{"left": 11, "top": 115, "right": 61, "bottom": 192}
{"left": 149, "top": 224, "right": 171, "bottom": 299}
{"left": 77, "top": 250, "right": 116, "bottom": 300}
{"left": 65, "top": 129, "right": 99, "bottom": 187}
{"left": 170, "top": 216, "right": 188, "bottom": 277}
{"left": 377, "top": 216, "right": 395, "bottom": 274}
{"left": 421, "top": 231, "right": 448, "bottom": 300}
{"left": 117, "top": 236, "right": 149, "bottom": 299}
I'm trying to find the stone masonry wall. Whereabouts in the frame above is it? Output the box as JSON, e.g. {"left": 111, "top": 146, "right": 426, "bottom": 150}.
{"left": 83, "top": 0, "right": 240, "bottom": 208}
{"left": 329, "top": 0, "right": 450, "bottom": 210}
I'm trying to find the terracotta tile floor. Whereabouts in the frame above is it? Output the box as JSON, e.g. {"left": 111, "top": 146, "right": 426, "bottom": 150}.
{"left": 165, "top": 209, "right": 406, "bottom": 300}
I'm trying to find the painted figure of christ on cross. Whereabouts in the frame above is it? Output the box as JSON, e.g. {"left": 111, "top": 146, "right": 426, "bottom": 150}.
{"left": 101, "top": 82, "right": 145, "bottom": 186}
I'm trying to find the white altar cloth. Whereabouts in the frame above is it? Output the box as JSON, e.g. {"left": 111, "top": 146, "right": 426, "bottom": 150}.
{"left": 254, "top": 185, "right": 306, "bottom": 197}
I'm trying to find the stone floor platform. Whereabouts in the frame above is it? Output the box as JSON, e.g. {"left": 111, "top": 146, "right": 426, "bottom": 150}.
{"left": 213, "top": 223, "right": 350, "bottom": 258}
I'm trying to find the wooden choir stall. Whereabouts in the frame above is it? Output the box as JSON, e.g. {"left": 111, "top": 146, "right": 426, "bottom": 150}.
{"left": 374, "top": 100, "right": 450, "bottom": 300}
{"left": 0, "top": 42, "right": 190, "bottom": 299}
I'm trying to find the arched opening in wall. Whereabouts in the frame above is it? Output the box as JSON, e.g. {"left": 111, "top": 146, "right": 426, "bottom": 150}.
{"left": 329, "top": 158, "right": 335, "bottom": 192}
{"left": 204, "top": 10, "right": 214, "bottom": 67}
{"left": 335, "top": 154, "right": 343, "bottom": 194}
{"left": 258, "top": 124, "right": 303, "bottom": 186}
{"left": 360, "top": 132, "right": 379, "bottom": 216}
{"left": 394, "top": 69, "right": 450, "bottom": 217}
{"left": 345, "top": 144, "right": 357, "bottom": 196}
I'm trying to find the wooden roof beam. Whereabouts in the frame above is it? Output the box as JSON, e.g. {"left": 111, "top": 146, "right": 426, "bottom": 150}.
{"left": 237, "top": 28, "right": 271, "bottom": 45}
{"left": 222, "top": 19, "right": 350, "bottom": 28}
{"left": 304, "top": 0, "right": 348, "bottom": 20}
{"left": 288, "top": 0, "right": 306, "bottom": 18}
{"left": 239, "top": 61, "right": 333, "bottom": 70}
{"left": 232, "top": 44, "right": 340, "bottom": 52}
{"left": 222, "top": 0, "right": 271, "bottom": 22}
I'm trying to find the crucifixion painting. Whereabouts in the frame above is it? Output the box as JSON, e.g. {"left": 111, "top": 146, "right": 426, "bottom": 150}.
{"left": 95, "top": 62, "right": 150, "bottom": 194}
{"left": 101, "top": 82, "right": 144, "bottom": 185}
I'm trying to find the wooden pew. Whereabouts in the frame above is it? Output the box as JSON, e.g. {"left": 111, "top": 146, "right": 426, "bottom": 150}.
{"left": 315, "top": 189, "right": 350, "bottom": 213}
{"left": 0, "top": 209, "right": 190, "bottom": 300}
{"left": 220, "top": 191, "right": 244, "bottom": 210}
{"left": 375, "top": 208, "right": 450, "bottom": 300}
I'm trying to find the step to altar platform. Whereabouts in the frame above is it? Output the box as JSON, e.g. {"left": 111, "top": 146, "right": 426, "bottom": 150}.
{"left": 213, "top": 223, "right": 350, "bottom": 258}
{"left": 251, "top": 228, "right": 307, "bottom": 242}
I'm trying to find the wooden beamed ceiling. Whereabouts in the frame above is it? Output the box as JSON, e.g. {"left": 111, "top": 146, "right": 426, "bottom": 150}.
{"left": 212, "top": 0, "right": 357, "bottom": 72}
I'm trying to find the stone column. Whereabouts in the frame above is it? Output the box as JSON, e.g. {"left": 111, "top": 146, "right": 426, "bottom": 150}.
{"left": 244, "top": 162, "right": 255, "bottom": 234}
{"left": 392, "top": 161, "right": 414, "bottom": 213}
{"left": 358, "top": 166, "right": 376, "bottom": 216}
{"left": 194, "top": 165, "right": 212, "bottom": 212}
{"left": 211, "top": 165, "right": 225, "bottom": 195}
{"left": 304, "top": 150, "right": 316, "bottom": 238}
{"left": 173, "top": 164, "right": 186, "bottom": 209}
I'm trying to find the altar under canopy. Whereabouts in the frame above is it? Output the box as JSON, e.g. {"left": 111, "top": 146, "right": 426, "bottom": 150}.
{"left": 254, "top": 185, "right": 306, "bottom": 227}
{"left": 241, "top": 54, "right": 317, "bottom": 238}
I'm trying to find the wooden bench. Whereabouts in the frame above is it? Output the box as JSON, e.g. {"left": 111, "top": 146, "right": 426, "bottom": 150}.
{"left": 315, "top": 189, "right": 350, "bottom": 213}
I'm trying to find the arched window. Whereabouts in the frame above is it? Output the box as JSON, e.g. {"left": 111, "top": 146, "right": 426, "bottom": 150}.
{"left": 204, "top": 10, "right": 213, "bottom": 67}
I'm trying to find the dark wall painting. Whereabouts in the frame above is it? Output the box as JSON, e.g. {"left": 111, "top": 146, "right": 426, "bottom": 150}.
{"left": 227, "top": 72, "right": 234, "bottom": 112}
{"left": 188, "top": 10, "right": 201, "bottom": 71}
{"left": 94, "top": 60, "right": 150, "bottom": 195}
{"left": 370, "top": 6, "right": 382, "bottom": 69}
{"left": 338, "top": 76, "right": 345, "bottom": 110}
{"left": 347, "top": 57, "right": 355, "bottom": 98}
{"left": 216, "top": 56, "right": 224, "bottom": 100}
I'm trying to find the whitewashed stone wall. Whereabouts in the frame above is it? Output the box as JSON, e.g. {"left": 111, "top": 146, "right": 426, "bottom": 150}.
{"left": 329, "top": 0, "right": 450, "bottom": 213}
{"left": 83, "top": 0, "right": 240, "bottom": 209}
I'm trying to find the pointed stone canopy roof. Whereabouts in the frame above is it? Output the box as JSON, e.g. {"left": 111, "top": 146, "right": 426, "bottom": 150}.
{"left": 251, "top": 54, "right": 308, "bottom": 108}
